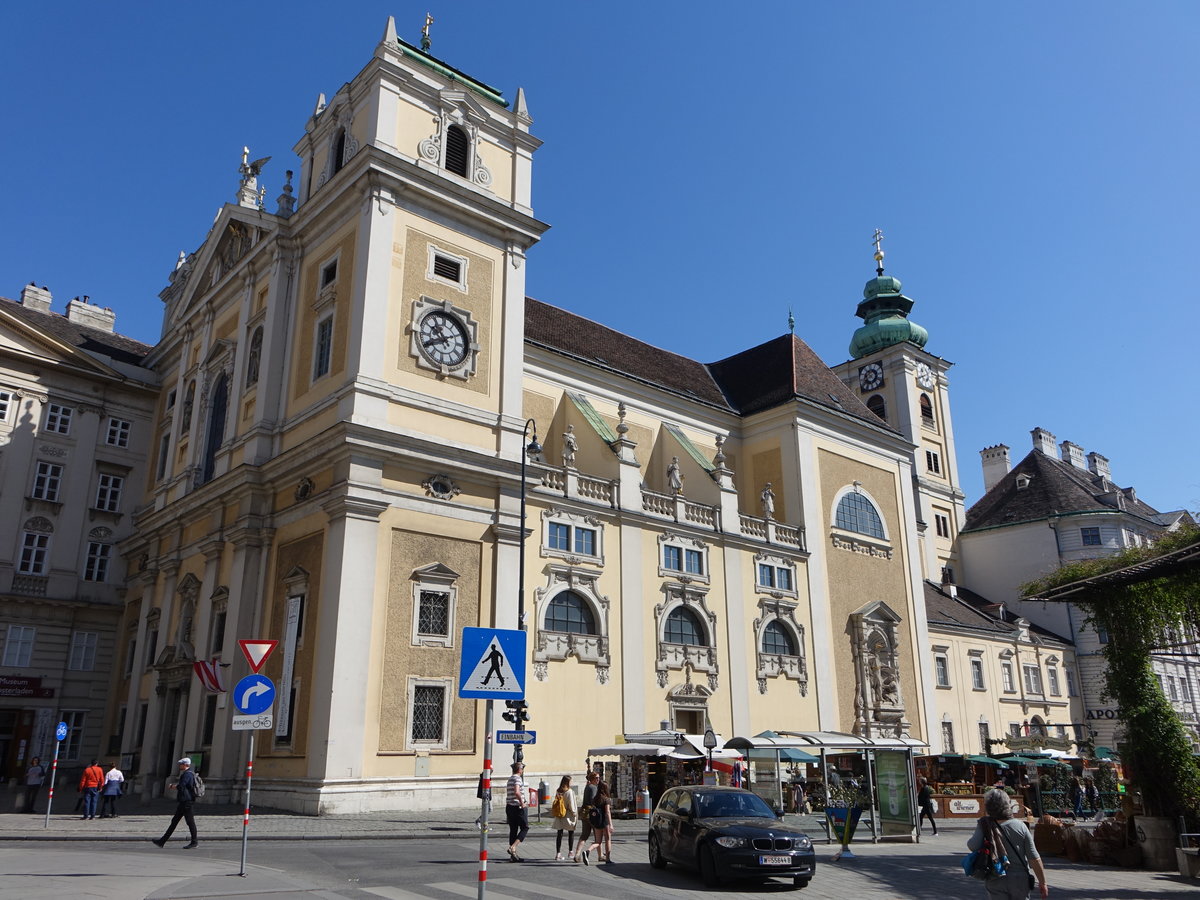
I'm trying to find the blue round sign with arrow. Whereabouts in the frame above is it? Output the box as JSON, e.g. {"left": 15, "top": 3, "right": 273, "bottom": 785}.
{"left": 233, "top": 674, "right": 276, "bottom": 715}
{"left": 55, "top": 721, "right": 68, "bottom": 742}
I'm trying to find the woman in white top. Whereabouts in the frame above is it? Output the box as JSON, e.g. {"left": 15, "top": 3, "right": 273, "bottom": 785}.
{"left": 100, "top": 762, "right": 125, "bottom": 818}
{"left": 551, "top": 775, "right": 578, "bottom": 860}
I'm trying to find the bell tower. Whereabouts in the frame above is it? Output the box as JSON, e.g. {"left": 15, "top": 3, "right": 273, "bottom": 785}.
{"left": 833, "top": 232, "right": 965, "bottom": 585}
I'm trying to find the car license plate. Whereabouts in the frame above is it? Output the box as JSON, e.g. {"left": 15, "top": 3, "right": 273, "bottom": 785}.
{"left": 759, "top": 854, "right": 791, "bottom": 866}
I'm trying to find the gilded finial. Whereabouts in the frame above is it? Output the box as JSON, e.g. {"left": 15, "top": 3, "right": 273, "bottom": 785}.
{"left": 872, "top": 228, "right": 885, "bottom": 275}
{"left": 788, "top": 307, "right": 795, "bottom": 334}
{"left": 421, "top": 12, "right": 434, "bottom": 51}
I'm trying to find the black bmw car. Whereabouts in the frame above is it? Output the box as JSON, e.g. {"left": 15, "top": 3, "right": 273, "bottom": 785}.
{"left": 647, "top": 785, "right": 817, "bottom": 889}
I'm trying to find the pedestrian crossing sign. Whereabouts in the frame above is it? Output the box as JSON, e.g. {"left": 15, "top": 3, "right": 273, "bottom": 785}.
{"left": 458, "top": 627, "right": 526, "bottom": 699}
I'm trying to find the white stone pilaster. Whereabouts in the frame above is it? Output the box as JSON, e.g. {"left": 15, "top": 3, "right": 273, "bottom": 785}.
{"left": 619, "top": 522, "right": 645, "bottom": 732}
{"left": 795, "top": 434, "right": 837, "bottom": 730}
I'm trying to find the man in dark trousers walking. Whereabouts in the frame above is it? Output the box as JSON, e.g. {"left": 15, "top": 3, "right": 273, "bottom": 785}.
{"left": 153, "top": 757, "right": 199, "bottom": 849}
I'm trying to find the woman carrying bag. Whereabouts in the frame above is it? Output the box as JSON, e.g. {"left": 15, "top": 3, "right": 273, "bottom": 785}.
{"left": 966, "top": 789, "right": 1049, "bottom": 899}
{"left": 551, "top": 775, "right": 578, "bottom": 860}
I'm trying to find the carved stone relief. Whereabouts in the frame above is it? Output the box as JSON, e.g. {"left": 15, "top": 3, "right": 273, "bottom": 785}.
{"left": 848, "top": 601, "right": 910, "bottom": 738}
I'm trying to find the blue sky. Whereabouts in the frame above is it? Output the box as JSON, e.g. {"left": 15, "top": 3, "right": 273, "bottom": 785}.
{"left": 1, "top": 2, "right": 1197, "bottom": 514}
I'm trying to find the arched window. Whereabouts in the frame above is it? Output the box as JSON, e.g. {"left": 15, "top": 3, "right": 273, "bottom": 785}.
{"left": 665, "top": 607, "right": 704, "bottom": 645}
{"left": 835, "top": 492, "right": 885, "bottom": 539}
{"left": 445, "top": 125, "right": 469, "bottom": 177}
{"left": 544, "top": 591, "right": 596, "bottom": 635}
{"left": 332, "top": 129, "right": 347, "bottom": 174}
{"left": 866, "top": 394, "right": 886, "bottom": 422}
{"left": 920, "top": 393, "right": 934, "bottom": 425}
{"left": 762, "top": 620, "right": 796, "bottom": 656}
{"left": 201, "top": 374, "right": 229, "bottom": 484}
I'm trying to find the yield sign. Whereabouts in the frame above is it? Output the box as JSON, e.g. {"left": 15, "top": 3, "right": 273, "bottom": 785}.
{"left": 238, "top": 639, "right": 278, "bottom": 674}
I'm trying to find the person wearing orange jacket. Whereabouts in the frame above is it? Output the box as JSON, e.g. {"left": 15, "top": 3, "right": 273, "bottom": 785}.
{"left": 79, "top": 759, "right": 105, "bottom": 820}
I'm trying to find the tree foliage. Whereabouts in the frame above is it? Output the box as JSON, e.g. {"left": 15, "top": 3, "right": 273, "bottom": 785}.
{"left": 1021, "top": 525, "right": 1200, "bottom": 823}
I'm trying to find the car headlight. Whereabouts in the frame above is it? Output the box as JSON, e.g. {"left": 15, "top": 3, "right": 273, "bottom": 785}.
{"left": 794, "top": 836, "right": 812, "bottom": 849}
{"left": 714, "top": 836, "right": 747, "bottom": 848}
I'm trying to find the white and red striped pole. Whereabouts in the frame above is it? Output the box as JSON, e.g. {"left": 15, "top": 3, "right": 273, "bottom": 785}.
{"left": 42, "top": 739, "right": 61, "bottom": 829}
{"left": 477, "top": 699, "right": 494, "bottom": 899}
{"left": 238, "top": 732, "right": 255, "bottom": 876}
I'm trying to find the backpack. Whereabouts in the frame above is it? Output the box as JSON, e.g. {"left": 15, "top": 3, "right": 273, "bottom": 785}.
{"left": 192, "top": 773, "right": 206, "bottom": 799}
{"left": 551, "top": 792, "right": 567, "bottom": 818}
{"left": 589, "top": 803, "right": 605, "bottom": 828}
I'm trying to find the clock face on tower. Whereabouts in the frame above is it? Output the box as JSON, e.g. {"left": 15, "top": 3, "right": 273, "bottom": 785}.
{"left": 408, "top": 296, "right": 479, "bottom": 379}
{"left": 418, "top": 310, "right": 468, "bottom": 367}
{"left": 859, "top": 362, "right": 884, "bottom": 392}
{"left": 915, "top": 362, "right": 935, "bottom": 390}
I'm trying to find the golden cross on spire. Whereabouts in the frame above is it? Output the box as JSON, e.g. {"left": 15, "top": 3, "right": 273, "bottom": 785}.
{"left": 421, "top": 12, "right": 434, "bottom": 51}
{"left": 871, "top": 228, "right": 885, "bottom": 274}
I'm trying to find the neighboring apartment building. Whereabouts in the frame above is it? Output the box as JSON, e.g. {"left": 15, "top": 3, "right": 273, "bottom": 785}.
{"left": 923, "top": 579, "right": 1082, "bottom": 756}
{"left": 959, "top": 429, "right": 1199, "bottom": 750}
{"left": 0, "top": 286, "right": 155, "bottom": 788}
{"left": 113, "top": 18, "right": 941, "bottom": 814}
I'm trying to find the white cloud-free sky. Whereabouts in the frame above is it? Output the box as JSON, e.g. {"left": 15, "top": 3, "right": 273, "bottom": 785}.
{"left": 2, "top": 2, "right": 1196, "bottom": 513}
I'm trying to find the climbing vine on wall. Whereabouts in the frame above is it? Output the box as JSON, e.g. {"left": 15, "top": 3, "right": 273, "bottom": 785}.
{"left": 1022, "top": 525, "right": 1200, "bottom": 824}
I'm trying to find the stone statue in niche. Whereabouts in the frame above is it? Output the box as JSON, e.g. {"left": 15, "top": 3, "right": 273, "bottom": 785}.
{"left": 761, "top": 483, "right": 775, "bottom": 519}
{"left": 562, "top": 424, "right": 578, "bottom": 468}
{"left": 667, "top": 457, "right": 683, "bottom": 494}
{"left": 848, "top": 602, "right": 911, "bottom": 739}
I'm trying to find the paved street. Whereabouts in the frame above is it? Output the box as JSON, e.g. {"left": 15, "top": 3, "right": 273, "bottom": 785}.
{"left": 0, "top": 804, "right": 1195, "bottom": 900}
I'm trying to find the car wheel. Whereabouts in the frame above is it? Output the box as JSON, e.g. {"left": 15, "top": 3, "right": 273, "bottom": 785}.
{"left": 648, "top": 833, "right": 668, "bottom": 869}
{"left": 699, "top": 844, "right": 722, "bottom": 888}
{"left": 792, "top": 876, "right": 811, "bottom": 889}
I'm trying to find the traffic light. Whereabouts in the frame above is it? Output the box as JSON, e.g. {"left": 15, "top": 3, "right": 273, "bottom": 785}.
{"left": 502, "top": 699, "right": 529, "bottom": 728}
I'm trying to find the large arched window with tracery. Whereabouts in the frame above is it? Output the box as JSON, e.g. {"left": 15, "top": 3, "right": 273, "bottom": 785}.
{"left": 835, "top": 491, "right": 885, "bottom": 539}
{"left": 761, "top": 620, "right": 797, "bottom": 656}
{"left": 665, "top": 606, "right": 706, "bottom": 645}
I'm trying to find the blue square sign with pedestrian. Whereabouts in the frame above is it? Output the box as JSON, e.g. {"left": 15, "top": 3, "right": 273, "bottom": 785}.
{"left": 458, "top": 627, "right": 526, "bottom": 699}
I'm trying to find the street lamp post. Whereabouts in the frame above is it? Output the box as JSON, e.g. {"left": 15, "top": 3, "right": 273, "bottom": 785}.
{"left": 512, "top": 419, "right": 540, "bottom": 766}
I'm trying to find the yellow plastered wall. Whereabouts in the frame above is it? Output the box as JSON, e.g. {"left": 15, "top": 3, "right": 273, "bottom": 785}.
{"left": 288, "top": 228, "right": 357, "bottom": 412}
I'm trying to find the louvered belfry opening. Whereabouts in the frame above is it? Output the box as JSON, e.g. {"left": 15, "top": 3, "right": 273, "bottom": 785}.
{"left": 445, "top": 125, "right": 470, "bottom": 176}
{"left": 432, "top": 255, "right": 461, "bottom": 282}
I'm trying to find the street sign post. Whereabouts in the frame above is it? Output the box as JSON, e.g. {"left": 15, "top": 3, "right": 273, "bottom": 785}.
{"left": 238, "top": 639, "right": 278, "bottom": 674}
{"left": 233, "top": 647, "right": 277, "bottom": 877}
{"left": 232, "top": 714, "right": 274, "bottom": 731}
{"left": 233, "top": 674, "right": 275, "bottom": 715}
{"left": 43, "top": 721, "right": 67, "bottom": 829}
{"left": 458, "top": 628, "right": 526, "bottom": 699}
{"left": 496, "top": 730, "right": 536, "bottom": 744}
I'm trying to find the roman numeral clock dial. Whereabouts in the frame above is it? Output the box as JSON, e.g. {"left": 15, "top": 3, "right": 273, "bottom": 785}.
{"left": 418, "top": 310, "right": 468, "bottom": 367}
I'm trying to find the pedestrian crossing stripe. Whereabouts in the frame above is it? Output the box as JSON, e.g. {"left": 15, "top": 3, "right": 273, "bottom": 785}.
{"left": 458, "top": 627, "right": 526, "bottom": 699}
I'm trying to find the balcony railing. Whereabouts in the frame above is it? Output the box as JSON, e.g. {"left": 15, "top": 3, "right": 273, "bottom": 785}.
{"left": 12, "top": 575, "right": 48, "bottom": 597}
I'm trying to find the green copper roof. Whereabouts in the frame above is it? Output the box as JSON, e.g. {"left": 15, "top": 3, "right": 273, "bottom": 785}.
{"left": 849, "top": 272, "right": 928, "bottom": 359}
{"left": 395, "top": 38, "right": 508, "bottom": 108}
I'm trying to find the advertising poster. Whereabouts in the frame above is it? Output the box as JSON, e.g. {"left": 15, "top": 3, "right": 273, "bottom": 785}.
{"left": 875, "top": 750, "right": 913, "bottom": 836}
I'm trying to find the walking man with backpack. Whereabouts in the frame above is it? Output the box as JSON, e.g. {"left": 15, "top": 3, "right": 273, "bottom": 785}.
{"left": 153, "top": 757, "right": 200, "bottom": 849}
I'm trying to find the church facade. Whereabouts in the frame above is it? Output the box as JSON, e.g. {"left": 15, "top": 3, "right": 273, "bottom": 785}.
{"left": 113, "top": 19, "right": 941, "bottom": 813}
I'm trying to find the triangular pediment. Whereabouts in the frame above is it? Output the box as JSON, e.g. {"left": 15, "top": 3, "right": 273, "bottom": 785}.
{"left": 438, "top": 88, "right": 489, "bottom": 123}
{"left": 412, "top": 562, "right": 460, "bottom": 582}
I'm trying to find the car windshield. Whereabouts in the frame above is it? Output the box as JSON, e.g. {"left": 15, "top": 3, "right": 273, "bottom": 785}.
{"left": 694, "top": 791, "right": 774, "bottom": 818}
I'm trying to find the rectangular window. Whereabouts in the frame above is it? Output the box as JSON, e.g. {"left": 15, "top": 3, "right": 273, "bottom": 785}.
{"left": 105, "top": 418, "right": 131, "bottom": 447}
{"left": 44, "top": 402, "right": 73, "bottom": 434}
{"left": 135, "top": 703, "right": 148, "bottom": 747}
{"left": 941, "top": 721, "right": 955, "bottom": 754}
{"left": 95, "top": 473, "right": 124, "bottom": 512}
{"left": 978, "top": 722, "right": 991, "bottom": 753}
{"left": 18, "top": 532, "right": 50, "bottom": 575}
{"left": 210, "top": 611, "right": 227, "bottom": 656}
{"left": 3, "top": 625, "right": 35, "bottom": 667}
{"left": 935, "top": 655, "right": 950, "bottom": 687}
{"left": 156, "top": 434, "right": 171, "bottom": 480}
{"left": 926, "top": 450, "right": 941, "bottom": 475}
{"left": 1066, "top": 668, "right": 1078, "bottom": 697}
{"left": 432, "top": 255, "right": 462, "bottom": 283}
{"left": 574, "top": 527, "right": 596, "bottom": 556}
{"left": 125, "top": 638, "right": 137, "bottom": 677}
{"left": 1081, "top": 527, "right": 1102, "bottom": 546}
{"left": 777, "top": 567, "right": 793, "bottom": 591}
{"left": 756, "top": 562, "right": 795, "bottom": 591}
{"left": 971, "top": 658, "right": 985, "bottom": 690}
{"left": 1001, "top": 662, "right": 1015, "bottom": 693}
{"left": 548, "top": 522, "right": 570, "bottom": 551}
{"left": 663, "top": 545, "right": 682, "bottom": 571}
{"left": 62, "top": 711, "right": 85, "bottom": 761}
{"left": 84, "top": 542, "right": 111, "bottom": 582}
{"left": 145, "top": 630, "right": 158, "bottom": 670}
{"left": 320, "top": 259, "right": 338, "bottom": 287}
{"left": 684, "top": 548, "right": 704, "bottom": 575}
{"left": 1009, "top": 722, "right": 1022, "bottom": 738}
{"left": 1023, "top": 665, "right": 1044, "bottom": 695}
{"left": 1097, "top": 625, "right": 1109, "bottom": 644}
{"left": 313, "top": 316, "right": 333, "bottom": 379}
{"left": 1047, "top": 667, "right": 1061, "bottom": 696}
{"left": 68, "top": 632, "right": 98, "bottom": 671}
{"left": 1182, "top": 679, "right": 1192, "bottom": 702}
{"left": 411, "top": 684, "right": 446, "bottom": 743}
{"left": 0, "top": 389, "right": 12, "bottom": 421}
{"left": 417, "top": 591, "right": 450, "bottom": 637}
{"left": 1168, "top": 676, "right": 1179, "bottom": 701}
{"left": 935, "top": 514, "right": 950, "bottom": 538}
{"left": 32, "top": 461, "right": 64, "bottom": 501}
{"left": 201, "top": 694, "right": 218, "bottom": 746}
{"left": 758, "top": 564, "right": 775, "bottom": 588}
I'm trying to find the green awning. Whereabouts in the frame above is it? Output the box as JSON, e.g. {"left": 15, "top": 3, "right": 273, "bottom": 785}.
{"left": 967, "top": 755, "right": 1010, "bottom": 767}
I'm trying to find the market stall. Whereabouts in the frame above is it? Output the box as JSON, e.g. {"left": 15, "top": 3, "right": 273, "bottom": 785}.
{"left": 587, "top": 731, "right": 744, "bottom": 813}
